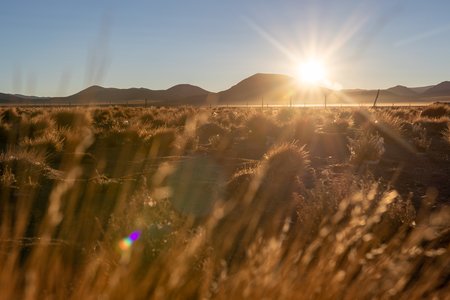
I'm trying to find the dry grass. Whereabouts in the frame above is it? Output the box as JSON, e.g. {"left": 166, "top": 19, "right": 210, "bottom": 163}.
{"left": 348, "top": 133, "right": 385, "bottom": 166}
{"left": 0, "top": 105, "right": 448, "bottom": 299}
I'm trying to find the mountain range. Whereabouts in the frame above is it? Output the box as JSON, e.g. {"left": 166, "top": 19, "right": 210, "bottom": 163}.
{"left": 1, "top": 74, "right": 450, "bottom": 106}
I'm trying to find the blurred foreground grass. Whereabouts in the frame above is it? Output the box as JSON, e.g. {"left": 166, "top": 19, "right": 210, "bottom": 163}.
{"left": 0, "top": 104, "right": 449, "bottom": 299}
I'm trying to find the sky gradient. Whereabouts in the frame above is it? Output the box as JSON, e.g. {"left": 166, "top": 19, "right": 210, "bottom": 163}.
{"left": 1, "top": 0, "right": 450, "bottom": 96}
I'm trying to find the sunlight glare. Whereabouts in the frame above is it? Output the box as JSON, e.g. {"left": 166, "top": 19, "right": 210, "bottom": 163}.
{"left": 298, "top": 59, "right": 326, "bottom": 85}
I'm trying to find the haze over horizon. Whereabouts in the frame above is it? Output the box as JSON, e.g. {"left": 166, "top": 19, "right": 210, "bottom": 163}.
{"left": 1, "top": 0, "right": 450, "bottom": 97}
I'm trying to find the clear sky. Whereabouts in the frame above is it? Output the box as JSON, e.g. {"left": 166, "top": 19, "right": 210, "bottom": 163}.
{"left": 1, "top": 0, "right": 450, "bottom": 96}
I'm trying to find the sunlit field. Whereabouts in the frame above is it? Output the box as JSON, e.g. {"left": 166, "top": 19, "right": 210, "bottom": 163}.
{"left": 0, "top": 104, "right": 449, "bottom": 299}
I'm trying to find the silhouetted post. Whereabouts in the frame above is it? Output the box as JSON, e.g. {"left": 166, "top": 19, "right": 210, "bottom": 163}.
{"left": 372, "top": 89, "right": 380, "bottom": 108}
{"left": 261, "top": 97, "right": 264, "bottom": 109}
{"left": 324, "top": 94, "right": 327, "bottom": 108}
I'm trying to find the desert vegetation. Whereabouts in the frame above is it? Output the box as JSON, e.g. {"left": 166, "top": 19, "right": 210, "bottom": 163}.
{"left": 0, "top": 103, "right": 449, "bottom": 299}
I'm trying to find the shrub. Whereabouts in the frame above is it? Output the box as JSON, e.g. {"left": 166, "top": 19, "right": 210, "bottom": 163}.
{"left": 230, "top": 143, "right": 310, "bottom": 237}
{"left": 411, "top": 124, "right": 431, "bottom": 152}
{"left": 368, "top": 111, "right": 404, "bottom": 138}
{"left": 20, "top": 131, "right": 64, "bottom": 165}
{"left": 92, "top": 109, "right": 116, "bottom": 129}
{"left": 420, "top": 104, "right": 450, "bottom": 119}
{"left": 262, "top": 142, "right": 310, "bottom": 180}
{"left": 245, "top": 113, "right": 279, "bottom": 141}
{"left": 96, "top": 126, "right": 144, "bottom": 148}
{"left": 322, "top": 116, "right": 353, "bottom": 133}
{"left": 348, "top": 133, "right": 385, "bottom": 166}
{"left": 285, "top": 114, "right": 317, "bottom": 144}
{"left": 414, "top": 117, "right": 449, "bottom": 137}
{"left": 24, "top": 115, "right": 54, "bottom": 139}
{"left": 352, "top": 108, "right": 371, "bottom": 126}
{"left": 0, "top": 108, "right": 21, "bottom": 124}
{"left": 0, "top": 148, "right": 48, "bottom": 186}
{"left": 196, "top": 122, "right": 228, "bottom": 144}
{"left": 51, "top": 109, "right": 92, "bottom": 129}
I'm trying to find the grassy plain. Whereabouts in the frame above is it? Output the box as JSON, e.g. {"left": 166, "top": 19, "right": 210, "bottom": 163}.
{"left": 0, "top": 104, "right": 449, "bottom": 299}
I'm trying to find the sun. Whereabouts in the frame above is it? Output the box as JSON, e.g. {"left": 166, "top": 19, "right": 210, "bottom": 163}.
{"left": 297, "top": 59, "right": 326, "bottom": 85}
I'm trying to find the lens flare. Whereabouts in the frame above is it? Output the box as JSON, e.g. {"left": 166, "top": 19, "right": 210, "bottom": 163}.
{"left": 119, "top": 230, "right": 141, "bottom": 251}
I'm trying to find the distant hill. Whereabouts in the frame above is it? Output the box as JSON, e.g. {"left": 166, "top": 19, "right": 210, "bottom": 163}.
{"left": 1, "top": 75, "right": 450, "bottom": 106}
{"left": 52, "top": 84, "right": 210, "bottom": 105}
{"left": 410, "top": 85, "right": 435, "bottom": 94}
{"left": 217, "top": 73, "right": 330, "bottom": 105}
{"left": 166, "top": 84, "right": 209, "bottom": 98}
{"left": 0, "top": 92, "right": 50, "bottom": 104}
{"left": 218, "top": 73, "right": 296, "bottom": 104}
{"left": 386, "top": 85, "right": 417, "bottom": 97}
{"left": 423, "top": 81, "right": 450, "bottom": 97}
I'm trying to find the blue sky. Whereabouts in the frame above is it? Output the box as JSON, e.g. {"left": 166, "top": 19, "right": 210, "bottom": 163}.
{"left": 1, "top": 0, "right": 450, "bottom": 96}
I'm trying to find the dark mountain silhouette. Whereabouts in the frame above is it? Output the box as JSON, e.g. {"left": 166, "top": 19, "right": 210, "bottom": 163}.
{"left": 218, "top": 73, "right": 296, "bottom": 104}
{"left": 1, "top": 74, "right": 449, "bottom": 106}
{"left": 166, "top": 84, "right": 209, "bottom": 98}
{"left": 386, "top": 85, "right": 417, "bottom": 97}
{"left": 0, "top": 92, "right": 50, "bottom": 104}
{"left": 423, "top": 81, "right": 450, "bottom": 97}
{"left": 410, "top": 85, "right": 435, "bottom": 94}
{"left": 217, "top": 73, "right": 329, "bottom": 105}
{"left": 51, "top": 84, "right": 210, "bottom": 105}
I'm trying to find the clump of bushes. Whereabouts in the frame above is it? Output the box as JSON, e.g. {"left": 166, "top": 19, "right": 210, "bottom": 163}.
{"left": 0, "top": 108, "right": 21, "bottom": 124}
{"left": 196, "top": 122, "right": 228, "bottom": 144}
{"left": 368, "top": 111, "right": 404, "bottom": 139}
{"left": 420, "top": 103, "right": 450, "bottom": 119}
{"left": 20, "top": 132, "right": 64, "bottom": 165}
{"left": 411, "top": 124, "right": 431, "bottom": 152}
{"left": 352, "top": 108, "right": 371, "bottom": 126}
{"left": 286, "top": 114, "right": 317, "bottom": 144}
{"left": 245, "top": 113, "right": 279, "bottom": 142}
{"left": 51, "top": 109, "right": 92, "bottom": 129}
{"left": 322, "top": 116, "right": 353, "bottom": 133}
{"left": 226, "top": 143, "right": 311, "bottom": 237}
{"left": 414, "top": 117, "right": 449, "bottom": 137}
{"left": 348, "top": 133, "right": 385, "bottom": 166}
{"left": 25, "top": 115, "right": 54, "bottom": 138}
{"left": 92, "top": 109, "right": 116, "bottom": 129}
{"left": 0, "top": 148, "right": 49, "bottom": 187}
